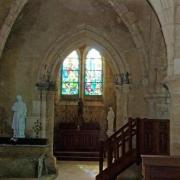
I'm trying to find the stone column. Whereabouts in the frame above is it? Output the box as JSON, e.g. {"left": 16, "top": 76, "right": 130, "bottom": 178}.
{"left": 115, "top": 84, "right": 130, "bottom": 130}
{"left": 122, "top": 84, "right": 130, "bottom": 125}
{"left": 167, "top": 76, "right": 180, "bottom": 155}
{"left": 115, "top": 85, "right": 122, "bottom": 130}
{"left": 41, "top": 90, "right": 47, "bottom": 138}
{"left": 45, "top": 90, "right": 56, "bottom": 173}
{"left": 36, "top": 83, "right": 48, "bottom": 138}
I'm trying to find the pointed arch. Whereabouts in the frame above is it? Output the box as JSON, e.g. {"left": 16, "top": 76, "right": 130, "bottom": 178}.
{"left": 147, "top": 0, "right": 174, "bottom": 76}
{"left": 85, "top": 48, "right": 103, "bottom": 96}
{"left": 61, "top": 50, "right": 80, "bottom": 95}
{"left": 38, "top": 25, "right": 129, "bottom": 82}
{"left": 106, "top": 0, "right": 149, "bottom": 83}
{"left": 0, "top": 0, "right": 28, "bottom": 59}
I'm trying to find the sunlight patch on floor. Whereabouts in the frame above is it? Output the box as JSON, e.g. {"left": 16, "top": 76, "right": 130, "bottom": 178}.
{"left": 56, "top": 161, "right": 99, "bottom": 180}
{"left": 77, "top": 164, "right": 98, "bottom": 178}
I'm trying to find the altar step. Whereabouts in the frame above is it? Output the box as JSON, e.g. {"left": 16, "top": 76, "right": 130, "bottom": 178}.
{"left": 54, "top": 151, "right": 100, "bottom": 161}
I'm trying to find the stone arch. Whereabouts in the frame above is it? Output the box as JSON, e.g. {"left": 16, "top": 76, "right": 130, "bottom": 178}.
{"left": 38, "top": 25, "right": 129, "bottom": 82}
{"left": 147, "top": 0, "right": 174, "bottom": 76}
{"left": 0, "top": 0, "right": 28, "bottom": 58}
{"left": 39, "top": 26, "right": 131, "bottom": 159}
{"left": 0, "top": 0, "right": 173, "bottom": 77}
{"left": 106, "top": 0, "right": 149, "bottom": 83}
{"left": 0, "top": 0, "right": 148, "bottom": 83}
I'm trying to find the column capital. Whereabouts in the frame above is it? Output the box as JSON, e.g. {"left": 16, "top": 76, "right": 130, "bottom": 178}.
{"left": 115, "top": 84, "right": 130, "bottom": 93}
{"left": 36, "top": 81, "right": 56, "bottom": 92}
{"left": 164, "top": 75, "right": 180, "bottom": 95}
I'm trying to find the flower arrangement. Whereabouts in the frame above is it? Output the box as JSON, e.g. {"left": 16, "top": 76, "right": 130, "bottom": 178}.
{"left": 32, "top": 119, "right": 42, "bottom": 138}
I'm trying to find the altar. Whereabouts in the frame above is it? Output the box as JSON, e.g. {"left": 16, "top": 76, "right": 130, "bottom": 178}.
{"left": 54, "top": 122, "right": 102, "bottom": 161}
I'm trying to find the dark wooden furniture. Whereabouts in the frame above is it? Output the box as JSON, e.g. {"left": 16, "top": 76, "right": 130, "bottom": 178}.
{"left": 54, "top": 122, "right": 100, "bottom": 160}
{"left": 96, "top": 118, "right": 170, "bottom": 180}
{"left": 96, "top": 118, "right": 138, "bottom": 180}
{"left": 138, "top": 118, "right": 170, "bottom": 155}
{"left": 0, "top": 137, "right": 47, "bottom": 145}
{"left": 142, "top": 155, "right": 180, "bottom": 180}
{"left": 54, "top": 129, "right": 100, "bottom": 152}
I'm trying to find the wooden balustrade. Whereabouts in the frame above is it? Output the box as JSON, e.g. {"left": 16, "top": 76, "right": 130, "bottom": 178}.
{"left": 96, "top": 118, "right": 170, "bottom": 180}
{"left": 98, "top": 118, "right": 138, "bottom": 175}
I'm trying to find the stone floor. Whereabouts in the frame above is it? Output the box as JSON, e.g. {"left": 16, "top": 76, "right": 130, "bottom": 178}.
{"left": 117, "top": 164, "right": 142, "bottom": 180}
{"left": 1, "top": 161, "right": 142, "bottom": 180}
{"left": 55, "top": 161, "right": 142, "bottom": 180}
{"left": 56, "top": 161, "right": 99, "bottom": 180}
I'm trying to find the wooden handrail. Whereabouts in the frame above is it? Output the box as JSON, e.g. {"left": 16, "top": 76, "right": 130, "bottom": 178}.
{"left": 97, "top": 118, "right": 138, "bottom": 178}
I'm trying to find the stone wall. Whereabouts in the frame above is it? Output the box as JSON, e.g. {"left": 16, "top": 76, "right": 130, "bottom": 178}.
{"left": 0, "top": 0, "right": 167, "bottom": 142}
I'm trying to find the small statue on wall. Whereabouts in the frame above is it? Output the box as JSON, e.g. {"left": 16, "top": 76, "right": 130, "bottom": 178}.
{"left": 107, "top": 106, "right": 115, "bottom": 137}
{"left": 41, "top": 64, "right": 50, "bottom": 82}
{"left": 11, "top": 95, "right": 27, "bottom": 141}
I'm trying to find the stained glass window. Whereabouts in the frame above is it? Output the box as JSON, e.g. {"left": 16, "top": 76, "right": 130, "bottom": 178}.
{"left": 61, "top": 50, "right": 79, "bottom": 95}
{"left": 85, "top": 49, "right": 103, "bottom": 95}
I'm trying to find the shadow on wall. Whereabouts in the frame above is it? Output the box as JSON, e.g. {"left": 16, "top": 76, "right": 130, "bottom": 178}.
{"left": 0, "top": 106, "right": 11, "bottom": 136}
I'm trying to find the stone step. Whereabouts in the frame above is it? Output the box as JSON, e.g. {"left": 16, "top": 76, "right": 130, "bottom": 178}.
{"left": 54, "top": 151, "right": 100, "bottom": 161}
{"left": 116, "top": 164, "right": 142, "bottom": 180}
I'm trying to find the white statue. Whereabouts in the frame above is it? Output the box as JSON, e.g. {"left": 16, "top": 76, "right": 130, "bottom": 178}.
{"left": 107, "top": 106, "right": 115, "bottom": 137}
{"left": 11, "top": 95, "right": 27, "bottom": 140}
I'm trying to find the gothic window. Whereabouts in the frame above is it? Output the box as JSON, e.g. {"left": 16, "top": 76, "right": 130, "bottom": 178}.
{"left": 85, "top": 49, "right": 103, "bottom": 95}
{"left": 61, "top": 50, "right": 80, "bottom": 95}
{"left": 60, "top": 48, "right": 103, "bottom": 97}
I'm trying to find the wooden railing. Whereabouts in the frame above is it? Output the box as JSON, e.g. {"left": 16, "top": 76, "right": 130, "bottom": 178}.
{"left": 96, "top": 118, "right": 139, "bottom": 180}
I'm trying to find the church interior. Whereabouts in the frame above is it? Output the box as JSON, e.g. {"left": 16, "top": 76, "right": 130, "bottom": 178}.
{"left": 0, "top": 0, "right": 179, "bottom": 179}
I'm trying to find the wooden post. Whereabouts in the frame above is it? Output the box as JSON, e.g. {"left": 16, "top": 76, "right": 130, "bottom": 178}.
{"left": 136, "top": 118, "right": 141, "bottom": 163}
{"left": 128, "top": 118, "right": 132, "bottom": 153}
{"left": 107, "top": 141, "right": 113, "bottom": 168}
{"left": 122, "top": 129, "right": 125, "bottom": 156}
{"left": 99, "top": 141, "right": 104, "bottom": 173}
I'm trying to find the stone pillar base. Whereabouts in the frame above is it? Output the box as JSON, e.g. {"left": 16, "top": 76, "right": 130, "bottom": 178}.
{"left": 45, "top": 155, "right": 57, "bottom": 174}
{"left": 107, "top": 130, "right": 114, "bottom": 137}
